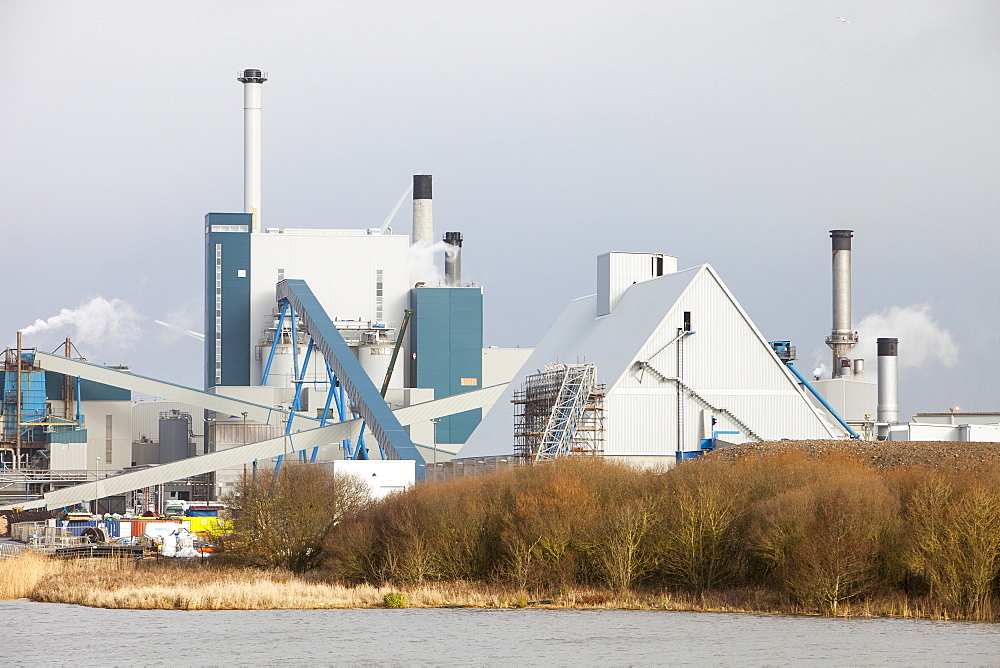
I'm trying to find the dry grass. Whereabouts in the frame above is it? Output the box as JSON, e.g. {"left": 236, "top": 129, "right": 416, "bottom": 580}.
{"left": 0, "top": 551, "right": 65, "bottom": 599}
{"left": 0, "top": 556, "right": 963, "bottom": 620}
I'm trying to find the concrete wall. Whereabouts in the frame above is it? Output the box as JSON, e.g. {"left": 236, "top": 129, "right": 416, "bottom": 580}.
{"left": 482, "top": 347, "right": 534, "bottom": 388}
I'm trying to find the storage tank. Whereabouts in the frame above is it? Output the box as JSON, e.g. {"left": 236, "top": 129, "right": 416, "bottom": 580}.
{"left": 159, "top": 411, "right": 193, "bottom": 463}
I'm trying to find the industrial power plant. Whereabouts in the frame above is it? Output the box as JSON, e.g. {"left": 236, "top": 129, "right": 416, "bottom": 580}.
{"left": 1, "top": 68, "right": 997, "bottom": 515}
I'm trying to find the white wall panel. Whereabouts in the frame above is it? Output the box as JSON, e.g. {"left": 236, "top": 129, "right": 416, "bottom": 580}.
{"left": 249, "top": 231, "right": 409, "bottom": 386}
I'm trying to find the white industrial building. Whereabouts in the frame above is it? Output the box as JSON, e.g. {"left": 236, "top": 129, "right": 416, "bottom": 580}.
{"left": 459, "top": 252, "right": 852, "bottom": 465}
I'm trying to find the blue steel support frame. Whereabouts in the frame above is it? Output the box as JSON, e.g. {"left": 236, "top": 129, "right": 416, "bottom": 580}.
{"left": 285, "top": 338, "right": 314, "bottom": 436}
{"left": 276, "top": 337, "right": 315, "bottom": 477}
{"left": 261, "top": 302, "right": 289, "bottom": 386}
{"left": 785, "top": 362, "right": 861, "bottom": 440}
{"left": 323, "top": 363, "right": 353, "bottom": 458}
{"left": 289, "top": 302, "right": 300, "bottom": 384}
{"left": 275, "top": 279, "right": 424, "bottom": 472}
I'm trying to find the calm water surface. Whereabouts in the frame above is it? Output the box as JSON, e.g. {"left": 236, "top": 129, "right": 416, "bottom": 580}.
{"left": 2, "top": 599, "right": 997, "bottom": 666}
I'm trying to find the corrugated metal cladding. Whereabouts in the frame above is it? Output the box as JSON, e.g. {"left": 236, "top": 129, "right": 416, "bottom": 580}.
{"left": 597, "top": 252, "right": 679, "bottom": 316}
{"left": 210, "top": 422, "right": 282, "bottom": 447}
{"left": 604, "top": 391, "right": 677, "bottom": 455}
{"left": 132, "top": 401, "right": 202, "bottom": 441}
{"left": 409, "top": 287, "right": 484, "bottom": 444}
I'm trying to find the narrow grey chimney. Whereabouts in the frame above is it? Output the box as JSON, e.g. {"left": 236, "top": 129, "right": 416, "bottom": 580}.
{"left": 443, "top": 231, "right": 463, "bottom": 286}
{"left": 877, "top": 337, "right": 899, "bottom": 439}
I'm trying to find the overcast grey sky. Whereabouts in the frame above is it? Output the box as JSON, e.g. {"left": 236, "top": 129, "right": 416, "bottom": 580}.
{"left": 1, "top": 1, "right": 998, "bottom": 418}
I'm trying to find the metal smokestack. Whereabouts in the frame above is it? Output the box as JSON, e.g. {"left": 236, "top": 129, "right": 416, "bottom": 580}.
{"left": 826, "top": 230, "right": 858, "bottom": 377}
{"left": 238, "top": 68, "right": 267, "bottom": 231}
{"left": 412, "top": 175, "right": 433, "bottom": 245}
{"left": 443, "top": 232, "right": 463, "bottom": 286}
{"left": 877, "top": 337, "right": 899, "bottom": 438}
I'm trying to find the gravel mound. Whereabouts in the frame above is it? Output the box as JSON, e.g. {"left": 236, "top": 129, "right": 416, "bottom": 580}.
{"left": 705, "top": 439, "right": 1000, "bottom": 471}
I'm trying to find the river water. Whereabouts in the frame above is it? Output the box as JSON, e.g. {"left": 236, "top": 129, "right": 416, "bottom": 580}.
{"left": 2, "top": 599, "right": 997, "bottom": 666}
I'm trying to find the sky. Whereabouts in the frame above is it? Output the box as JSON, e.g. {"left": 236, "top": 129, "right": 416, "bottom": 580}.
{"left": 1, "top": 1, "right": 998, "bottom": 419}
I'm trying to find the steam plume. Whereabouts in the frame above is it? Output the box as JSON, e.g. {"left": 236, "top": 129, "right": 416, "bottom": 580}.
{"left": 408, "top": 239, "right": 454, "bottom": 286}
{"left": 854, "top": 304, "right": 958, "bottom": 369}
{"left": 19, "top": 296, "right": 142, "bottom": 349}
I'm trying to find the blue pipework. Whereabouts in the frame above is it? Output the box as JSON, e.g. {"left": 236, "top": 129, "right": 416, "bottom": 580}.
{"left": 785, "top": 362, "right": 861, "bottom": 440}
{"left": 75, "top": 375, "right": 82, "bottom": 425}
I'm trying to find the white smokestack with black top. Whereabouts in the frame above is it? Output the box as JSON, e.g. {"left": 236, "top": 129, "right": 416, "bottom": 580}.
{"left": 826, "top": 229, "right": 858, "bottom": 377}
{"left": 238, "top": 68, "right": 267, "bottom": 231}
{"left": 443, "top": 231, "right": 463, "bottom": 286}
{"left": 412, "top": 175, "right": 433, "bottom": 245}
{"left": 877, "top": 337, "right": 899, "bottom": 438}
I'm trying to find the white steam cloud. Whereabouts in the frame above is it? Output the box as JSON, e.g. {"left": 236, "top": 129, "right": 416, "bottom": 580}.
{"left": 19, "top": 296, "right": 143, "bottom": 349}
{"left": 408, "top": 240, "right": 455, "bottom": 286}
{"left": 854, "top": 304, "right": 958, "bottom": 370}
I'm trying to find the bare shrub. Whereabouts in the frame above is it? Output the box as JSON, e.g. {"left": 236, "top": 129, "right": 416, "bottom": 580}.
{"left": 224, "top": 464, "right": 369, "bottom": 573}
{"left": 751, "top": 467, "right": 899, "bottom": 615}
{"left": 654, "top": 459, "right": 746, "bottom": 591}
{"left": 905, "top": 473, "right": 1000, "bottom": 619}
{"left": 585, "top": 496, "right": 659, "bottom": 590}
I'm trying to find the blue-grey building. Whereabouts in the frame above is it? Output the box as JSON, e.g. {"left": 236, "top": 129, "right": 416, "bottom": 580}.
{"left": 408, "top": 286, "right": 484, "bottom": 444}
{"left": 204, "top": 213, "right": 252, "bottom": 389}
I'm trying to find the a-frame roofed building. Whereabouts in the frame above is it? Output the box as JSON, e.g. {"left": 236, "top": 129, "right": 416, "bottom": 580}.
{"left": 459, "top": 256, "right": 848, "bottom": 465}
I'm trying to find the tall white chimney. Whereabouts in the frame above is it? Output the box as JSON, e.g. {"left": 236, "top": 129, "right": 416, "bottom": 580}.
{"left": 238, "top": 69, "right": 267, "bottom": 231}
{"left": 826, "top": 229, "right": 858, "bottom": 376}
{"left": 877, "top": 337, "right": 899, "bottom": 439}
{"left": 412, "top": 175, "right": 433, "bottom": 245}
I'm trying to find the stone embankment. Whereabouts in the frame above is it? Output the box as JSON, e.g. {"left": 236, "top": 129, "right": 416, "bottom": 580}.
{"left": 707, "top": 439, "right": 1000, "bottom": 471}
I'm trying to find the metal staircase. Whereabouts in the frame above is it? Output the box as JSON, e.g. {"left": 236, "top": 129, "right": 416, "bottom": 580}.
{"left": 535, "top": 364, "right": 599, "bottom": 461}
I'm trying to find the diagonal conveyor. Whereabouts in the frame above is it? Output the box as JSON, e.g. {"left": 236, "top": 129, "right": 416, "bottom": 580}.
{"left": 276, "top": 279, "right": 421, "bottom": 463}
{"left": 34, "top": 352, "right": 314, "bottom": 427}
{"left": 2, "top": 384, "right": 506, "bottom": 511}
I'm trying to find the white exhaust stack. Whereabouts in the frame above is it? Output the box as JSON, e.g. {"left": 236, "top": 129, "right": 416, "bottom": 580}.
{"left": 239, "top": 68, "right": 267, "bottom": 231}
{"left": 826, "top": 229, "right": 858, "bottom": 377}
{"left": 877, "top": 337, "right": 899, "bottom": 439}
{"left": 443, "top": 232, "right": 463, "bottom": 286}
{"left": 412, "top": 175, "right": 433, "bottom": 245}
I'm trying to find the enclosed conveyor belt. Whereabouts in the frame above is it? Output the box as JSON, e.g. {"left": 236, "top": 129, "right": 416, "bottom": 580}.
{"left": 2, "top": 384, "right": 506, "bottom": 511}
{"left": 276, "top": 279, "right": 421, "bottom": 463}
{"left": 33, "top": 352, "right": 314, "bottom": 427}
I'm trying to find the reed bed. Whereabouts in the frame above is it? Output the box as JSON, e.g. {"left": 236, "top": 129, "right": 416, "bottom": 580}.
{"left": 0, "top": 554, "right": 960, "bottom": 619}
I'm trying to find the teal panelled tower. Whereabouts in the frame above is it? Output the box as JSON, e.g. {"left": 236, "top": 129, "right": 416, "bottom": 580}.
{"left": 409, "top": 287, "right": 484, "bottom": 444}
{"left": 204, "top": 213, "right": 252, "bottom": 389}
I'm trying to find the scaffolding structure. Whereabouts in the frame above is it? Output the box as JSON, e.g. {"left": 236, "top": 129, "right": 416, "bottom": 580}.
{"left": 512, "top": 363, "right": 605, "bottom": 462}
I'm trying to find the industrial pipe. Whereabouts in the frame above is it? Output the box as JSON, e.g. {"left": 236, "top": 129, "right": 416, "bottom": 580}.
{"left": 877, "top": 337, "right": 899, "bottom": 438}
{"left": 239, "top": 68, "right": 267, "bottom": 230}
{"left": 412, "top": 175, "right": 432, "bottom": 245}
{"left": 785, "top": 362, "right": 861, "bottom": 439}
